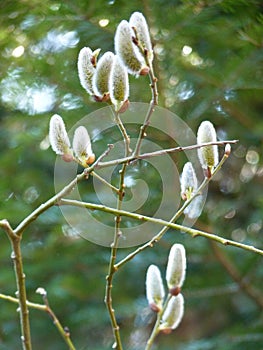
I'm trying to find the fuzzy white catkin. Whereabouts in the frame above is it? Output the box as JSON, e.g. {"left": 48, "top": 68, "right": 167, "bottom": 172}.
{"left": 129, "top": 12, "right": 153, "bottom": 63}
{"left": 197, "top": 121, "right": 219, "bottom": 169}
{"left": 109, "top": 56, "right": 129, "bottom": 112}
{"left": 180, "top": 162, "right": 198, "bottom": 200}
{"left": 115, "top": 20, "right": 145, "bottom": 76}
{"left": 77, "top": 47, "right": 96, "bottom": 95}
{"left": 160, "top": 294, "right": 184, "bottom": 331}
{"left": 183, "top": 194, "right": 203, "bottom": 220}
{"left": 49, "top": 114, "right": 71, "bottom": 155}
{"left": 72, "top": 126, "right": 94, "bottom": 166}
{"left": 146, "top": 265, "right": 165, "bottom": 311}
{"left": 166, "top": 244, "right": 186, "bottom": 291}
{"left": 92, "top": 51, "right": 114, "bottom": 98}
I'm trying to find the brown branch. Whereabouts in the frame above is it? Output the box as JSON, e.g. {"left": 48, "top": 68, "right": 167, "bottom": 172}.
{"left": 0, "top": 220, "right": 32, "bottom": 350}
{"left": 210, "top": 241, "right": 263, "bottom": 309}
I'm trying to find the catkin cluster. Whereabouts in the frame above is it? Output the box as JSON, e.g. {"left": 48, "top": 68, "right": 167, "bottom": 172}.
{"left": 48, "top": 12, "right": 153, "bottom": 166}
{"left": 146, "top": 244, "right": 186, "bottom": 333}
{"left": 77, "top": 12, "right": 153, "bottom": 113}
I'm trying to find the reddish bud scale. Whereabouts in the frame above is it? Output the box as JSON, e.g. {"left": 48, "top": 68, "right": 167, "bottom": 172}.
{"left": 161, "top": 328, "right": 172, "bottom": 335}
{"left": 150, "top": 303, "right": 161, "bottom": 313}
{"left": 139, "top": 67, "right": 150, "bottom": 75}
{"left": 181, "top": 192, "right": 188, "bottom": 201}
{"left": 93, "top": 93, "right": 110, "bottom": 102}
{"left": 118, "top": 99, "right": 130, "bottom": 114}
{"left": 90, "top": 56, "right": 96, "bottom": 67}
{"left": 169, "top": 286, "right": 181, "bottom": 296}
{"left": 62, "top": 154, "right": 74, "bottom": 162}
{"left": 204, "top": 167, "right": 212, "bottom": 179}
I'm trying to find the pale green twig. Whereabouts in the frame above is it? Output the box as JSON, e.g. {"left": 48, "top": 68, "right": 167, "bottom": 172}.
{"left": 59, "top": 199, "right": 263, "bottom": 257}
{"left": 13, "top": 173, "right": 86, "bottom": 236}
{"left": 145, "top": 294, "right": 172, "bottom": 350}
{"left": 91, "top": 172, "right": 119, "bottom": 194}
{"left": 8, "top": 141, "right": 237, "bottom": 239}
{"left": 105, "top": 112, "right": 131, "bottom": 350}
{"left": 0, "top": 292, "right": 76, "bottom": 350}
{"left": 0, "top": 293, "right": 46, "bottom": 310}
{"left": 115, "top": 148, "right": 232, "bottom": 268}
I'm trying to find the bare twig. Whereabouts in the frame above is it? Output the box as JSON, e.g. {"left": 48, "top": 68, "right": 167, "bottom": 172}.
{"left": 87, "top": 143, "right": 114, "bottom": 171}
{"left": 133, "top": 32, "right": 158, "bottom": 156}
{"left": 13, "top": 173, "right": 86, "bottom": 236}
{"left": 11, "top": 141, "right": 238, "bottom": 238}
{"left": 0, "top": 291, "right": 76, "bottom": 349}
{"left": 36, "top": 288, "right": 76, "bottom": 350}
{"left": 105, "top": 112, "right": 131, "bottom": 350}
{"left": 115, "top": 147, "right": 232, "bottom": 269}
{"left": 0, "top": 220, "right": 32, "bottom": 350}
{"left": 91, "top": 172, "right": 119, "bottom": 194}
{"left": 0, "top": 293, "right": 46, "bottom": 310}
{"left": 145, "top": 294, "right": 172, "bottom": 350}
{"left": 97, "top": 140, "right": 239, "bottom": 169}
{"left": 59, "top": 199, "right": 263, "bottom": 257}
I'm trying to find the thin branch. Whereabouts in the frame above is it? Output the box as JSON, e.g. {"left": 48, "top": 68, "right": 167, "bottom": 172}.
{"left": 12, "top": 144, "right": 115, "bottom": 237}
{"left": 13, "top": 172, "right": 86, "bottom": 236}
{"left": 114, "top": 113, "right": 131, "bottom": 156}
{"left": 0, "top": 220, "right": 32, "bottom": 350}
{"left": 105, "top": 112, "right": 130, "bottom": 350}
{"left": 91, "top": 172, "right": 119, "bottom": 194}
{"left": 132, "top": 100, "right": 156, "bottom": 157}
{"left": 133, "top": 31, "right": 158, "bottom": 156}
{"left": 115, "top": 148, "right": 231, "bottom": 269}
{"left": 87, "top": 143, "right": 114, "bottom": 170}
{"left": 10, "top": 141, "right": 237, "bottom": 238}
{"left": 97, "top": 140, "right": 238, "bottom": 169}
{"left": 59, "top": 199, "right": 263, "bottom": 257}
{"left": 145, "top": 294, "right": 172, "bottom": 350}
{"left": 36, "top": 288, "right": 76, "bottom": 350}
{"left": 45, "top": 306, "right": 76, "bottom": 350}
{"left": 0, "top": 293, "right": 46, "bottom": 311}
{"left": 0, "top": 292, "right": 76, "bottom": 349}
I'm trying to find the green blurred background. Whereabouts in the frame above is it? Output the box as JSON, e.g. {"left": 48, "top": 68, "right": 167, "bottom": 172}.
{"left": 0, "top": 0, "right": 263, "bottom": 349}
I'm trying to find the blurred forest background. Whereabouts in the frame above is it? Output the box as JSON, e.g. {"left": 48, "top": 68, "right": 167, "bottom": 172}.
{"left": 0, "top": 0, "right": 263, "bottom": 349}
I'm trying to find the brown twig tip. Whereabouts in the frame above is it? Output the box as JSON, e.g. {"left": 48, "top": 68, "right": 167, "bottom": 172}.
{"left": 0, "top": 219, "right": 11, "bottom": 229}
